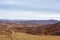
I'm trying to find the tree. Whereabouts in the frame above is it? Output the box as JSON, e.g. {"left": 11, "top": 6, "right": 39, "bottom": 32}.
{"left": 44, "top": 29, "right": 49, "bottom": 35}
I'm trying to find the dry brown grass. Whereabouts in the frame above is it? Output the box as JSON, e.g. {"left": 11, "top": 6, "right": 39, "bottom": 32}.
{"left": 0, "top": 32, "right": 60, "bottom": 40}
{"left": 0, "top": 35, "right": 11, "bottom": 40}
{"left": 12, "top": 32, "right": 60, "bottom": 40}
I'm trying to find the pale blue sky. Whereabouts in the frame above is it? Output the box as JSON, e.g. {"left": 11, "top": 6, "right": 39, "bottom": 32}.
{"left": 0, "top": 0, "right": 60, "bottom": 20}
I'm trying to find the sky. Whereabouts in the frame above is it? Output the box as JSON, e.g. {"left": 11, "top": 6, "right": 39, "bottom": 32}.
{"left": 0, "top": 0, "right": 60, "bottom": 20}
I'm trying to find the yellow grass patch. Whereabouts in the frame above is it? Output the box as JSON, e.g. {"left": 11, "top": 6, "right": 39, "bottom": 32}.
{"left": 12, "top": 32, "right": 60, "bottom": 40}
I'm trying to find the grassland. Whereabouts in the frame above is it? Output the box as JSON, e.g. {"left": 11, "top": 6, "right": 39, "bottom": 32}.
{"left": 0, "top": 32, "right": 60, "bottom": 40}
{"left": 12, "top": 32, "right": 60, "bottom": 40}
{"left": 0, "top": 35, "right": 11, "bottom": 40}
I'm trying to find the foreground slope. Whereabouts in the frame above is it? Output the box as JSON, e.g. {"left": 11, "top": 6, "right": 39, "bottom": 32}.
{"left": 0, "top": 32, "right": 60, "bottom": 40}
{"left": 0, "top": 35, "right": 11, "bottom": 40}
{"left": 12, "top": 32, "right": 60, "bottom": 40}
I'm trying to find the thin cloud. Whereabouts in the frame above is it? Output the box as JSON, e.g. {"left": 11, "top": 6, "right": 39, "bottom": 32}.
{"left": 0, "top": 0, "right": 60, "bottom": 20}
{"left": 0, "top": 10, "right": 60, "bottom": 20}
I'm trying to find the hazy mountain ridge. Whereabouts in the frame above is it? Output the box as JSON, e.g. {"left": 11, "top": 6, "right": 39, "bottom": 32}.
{"left": 0, "top": 19, "right": 59, "bottom": 24}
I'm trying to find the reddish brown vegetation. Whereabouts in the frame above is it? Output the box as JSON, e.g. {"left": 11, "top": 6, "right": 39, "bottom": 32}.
{"left": 0, "top": 22, "right": 60, "bottom": 36}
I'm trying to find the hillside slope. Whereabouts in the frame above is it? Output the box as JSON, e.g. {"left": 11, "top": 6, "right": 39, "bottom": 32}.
{"left": 0, "top": 31, "right": 60, "bottom": 40}
{"left": 0, "top": 35, "right": 11, "bottom": 40}
{"left": 12, "top": 32, "right": 60, "bottom": 40}
{"left": 12, "top": 22, "right": 60, "bottom": 36}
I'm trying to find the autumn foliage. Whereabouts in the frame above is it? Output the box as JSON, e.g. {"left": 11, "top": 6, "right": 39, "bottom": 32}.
{"left": 0, "top": 22, "right": 60, "bottom": 36}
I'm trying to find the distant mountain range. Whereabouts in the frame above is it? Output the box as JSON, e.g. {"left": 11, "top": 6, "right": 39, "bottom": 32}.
{"left": 0, "top": 19, "right": 59, "bottom": 25}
